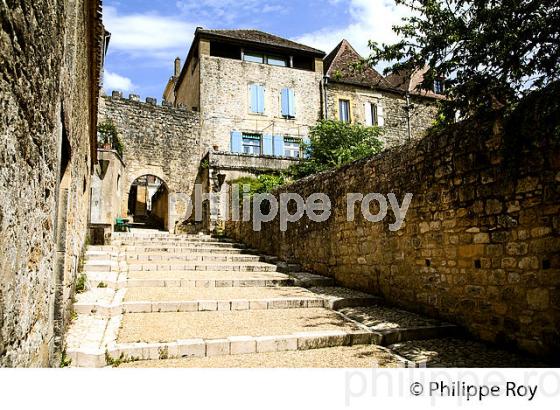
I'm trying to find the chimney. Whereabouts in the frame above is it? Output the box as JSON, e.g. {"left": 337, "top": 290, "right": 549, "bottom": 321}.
{"left": 174, "top": 57, "right": 181, "bottom": 77}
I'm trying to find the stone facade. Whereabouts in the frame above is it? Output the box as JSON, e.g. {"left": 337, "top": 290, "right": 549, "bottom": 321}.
{"left": 325, "top": 83, "right": 439, "bottom": 147}
{"left": 0, "top": 0, "right": 103, "bottom": 366}
{"left": 198, "top": 54, "right": 323, "bottom": 151}
{"left": 226, "top": 90, "right": 560, "bottom": 358}
{"left": 97, "top": 94, "right": 202, "bottom": 231}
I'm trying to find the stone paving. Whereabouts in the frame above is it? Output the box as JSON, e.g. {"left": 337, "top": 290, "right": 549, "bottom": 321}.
{"left": 64, "top": 230, "right": 545, "bottom": 368}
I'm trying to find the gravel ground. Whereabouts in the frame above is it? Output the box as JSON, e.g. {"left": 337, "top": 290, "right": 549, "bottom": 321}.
{"left": 119, "top": 345, "right": 404, "bottom": 368}
{"left": 127, "top": 270, "right": 290, "bottom": 280}
{"left": 389, "top": 338, "right": 550, "bottom": 367}
{"left": 117, "top": 308, "right": 361, "bottom": 343}
{"left": 339, "top": 306, "right": 441, "bottom": 330}
{"left": 124, "top": 286, "right": 316, "bottom": 302}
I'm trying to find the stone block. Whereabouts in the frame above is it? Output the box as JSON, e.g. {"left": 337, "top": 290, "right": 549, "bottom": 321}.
{"left": 206, "top": 339, "right": 230, "bottom": 357}
{"left": 255, "top": 336, "right": 298, "bottom": 353}
{"left": 177, "top": 339, "right": 205, "bottom": 358}
{"left": 228, "top": 336, "right": 256, "bottom": 355}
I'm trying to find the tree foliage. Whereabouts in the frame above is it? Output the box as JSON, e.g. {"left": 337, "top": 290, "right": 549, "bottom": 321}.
{"left": 368, "top": 0, "right": 560, "bottom": 119}
{"left": 290, "top": 120, "right": 384, "bottom": 178}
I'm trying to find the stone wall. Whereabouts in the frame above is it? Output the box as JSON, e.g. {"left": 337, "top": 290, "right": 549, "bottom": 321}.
{"left": 0, "top": 0, "right": 102, "bottom": 366}
{"left": 90, "top": 149, "right": 126, "bottom": 226}
{"left": 226, "top": 91, "right": 560, "bottom": 358}
{"left": 98, "top": 94, "right": 202, "bottom": 231}
{"left": 199, "top": 55, "right": 323, "bottom": 151}
{"left": 326, "top": 83, "right": 439, "bottom": 147}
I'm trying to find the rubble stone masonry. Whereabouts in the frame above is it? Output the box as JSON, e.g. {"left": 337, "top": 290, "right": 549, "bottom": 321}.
{"left": 98, "top": 95, "right": 201, "bottom": 231}
{"left": 226, "top": 86, "right": 560, "bottom": 358}
{"left": 1, "top": 0, "right": 102, "bottom": 366}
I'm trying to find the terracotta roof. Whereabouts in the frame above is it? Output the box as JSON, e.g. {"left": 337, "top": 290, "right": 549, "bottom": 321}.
{"left": 324, "top": 40, "right": 393, "bottom": 90}
{"left": 386, "top": 66, "right": 445, "bottom": 99}
{"left": 197, "top": 28, "right": 325, "bottom": 56}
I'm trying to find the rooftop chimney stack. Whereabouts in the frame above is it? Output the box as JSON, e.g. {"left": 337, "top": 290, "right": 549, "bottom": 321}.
{"left": 174, "top": 57, "right": 181, "bottom": 77}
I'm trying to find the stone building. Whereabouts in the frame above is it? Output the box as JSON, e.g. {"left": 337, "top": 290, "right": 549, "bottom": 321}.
{"left": 0, "top": 0, "right": 105, "bottom": 366}
{"left": 323, "top": 39, "right": 442, "bottom": 146}
{"left": 95, "top": 29, "right": 443, "bottom": 234}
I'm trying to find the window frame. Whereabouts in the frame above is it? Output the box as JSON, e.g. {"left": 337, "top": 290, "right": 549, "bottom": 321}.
{"left": 243, "top": 52, "right": 265, "bottom": 64}
{"left": 339, "top": 99, "right": 351, "bottom": 123}
{"left": 283, "top": 137, "right": 301, "bottom": 158}
{"left": 241, "top": 133, "right": 262, "bottom": 156}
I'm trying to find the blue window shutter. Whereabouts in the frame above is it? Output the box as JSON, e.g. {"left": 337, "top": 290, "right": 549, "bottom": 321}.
{"left": 257, "top": 85, "right": 265, "bottom": 113}
{"left": 250, "top": 84, "right": 258, "bottom": 113}
{"left": 230, "top": 131, "right": 243, "bottom": 153}
{"left": 288, "top": 89, "right": 296, "bottom": 117}
{"left": 281, "top": 88, "right": 289, "bottom": 117}
{"left": 302, "top": 137, "right": 311, "bottom": 158}
{"left": 273, "top": 135, "right": 284, "bottom": 157}
{"left": 262, "top": 134, "right": 273, "bottom": 156}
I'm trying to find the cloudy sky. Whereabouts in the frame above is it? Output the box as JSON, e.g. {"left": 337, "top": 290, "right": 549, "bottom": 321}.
{"left": 103, "top": 0, "right": 410, "bottom": 99}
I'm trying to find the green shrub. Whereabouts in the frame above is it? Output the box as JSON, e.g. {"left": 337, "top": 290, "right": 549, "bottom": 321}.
{"left": 290, "top": 120, "right": 383, "bottom": 178}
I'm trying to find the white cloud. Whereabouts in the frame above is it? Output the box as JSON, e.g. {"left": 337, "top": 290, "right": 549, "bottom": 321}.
{"left": 176, "top": 0, "right": 287, "bottom": 24}
{"left": 295, "top": 0, "right": 411, "bottom": 66}
{"left": 104, "top": 6, "right": 197, "bottom": 62}
{"left": 103, "top": 70, "right": 135, "bottom": 92}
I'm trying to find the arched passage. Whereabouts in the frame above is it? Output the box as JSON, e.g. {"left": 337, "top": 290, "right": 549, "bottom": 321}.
{"left": 127, "top": 174, "right": 169, "bottom": 231}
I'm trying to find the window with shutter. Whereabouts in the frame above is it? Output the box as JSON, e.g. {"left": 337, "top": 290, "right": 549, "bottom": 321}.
{"left": 249, "top": 84, "right": 265, "bottom": 114}
{"left": 230, "top": 131, "right": 243, "bottom": 153}
{"left": 281, "top": 88, "right": 296, "bottom": 118}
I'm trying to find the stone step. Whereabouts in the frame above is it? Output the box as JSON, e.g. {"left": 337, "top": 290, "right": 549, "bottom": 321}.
{"left": 66, "top": 308, "right": 377, "bottom": 367}
{"left": 73, "top": 286, "right": 379, "bottom": 317}
{"left": 85, "top": 252, "right": 263, "bottom": 263}
{"left": 338, "top": 306, "right": 462, "bottom": 345}
{"left": 85, "top": 270, "right": 295, "bottom": 290}
{"left": 118, "top": 345, "right": 408, "bottom": 368}
{"left": 124, "top": 261, "right": 279, "bottom": 273}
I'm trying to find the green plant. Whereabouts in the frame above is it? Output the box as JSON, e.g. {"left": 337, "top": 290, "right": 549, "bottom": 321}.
{"left": 290, "top": 120, "right": 383, "bottom": 178}
{"left": 97, "top": 282, "right": 107, "bottom": 289}
{"left": 230, "top": 173, "right": 289, "bottom": 200}
{"left": 105, "top": 350, "right": 139, "bottom": 367}
{"left": 75, "top": 273, "right": 87, "bottom": 294}
{"left": 200, "top": 159, "right": 210, "bottom": 169}
{"left": 98, "top": 120, "right": 124, "bottom": 157}
{"left": 60, "top": 350, "right": 72, "bottom": 368}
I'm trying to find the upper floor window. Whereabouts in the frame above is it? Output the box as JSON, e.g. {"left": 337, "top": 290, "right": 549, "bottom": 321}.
{"left": 243, "top": 50, "right": 289, "bottom": 67}
{"left": 434, "top": 79, "right": 445, "bottom": 94}
{"left": 283, "top": 137, "right": 301, "bottom": 158}
{"left": 267, "top": 55, "right": 288, "bottom": 67}
{"left": 281, "top": 88, "right": 296, "bottom": 118}
{"left": 339, "top": 99, "right": 351, "bottom": 123}
{"left": 244, "top": 52, "right": 264, "bottom": 64}
{"left": 365, "top": 102, "right": 384, "bottom": 126}
{"left": 249, "top": 84, "right": 265, "bottom": 114}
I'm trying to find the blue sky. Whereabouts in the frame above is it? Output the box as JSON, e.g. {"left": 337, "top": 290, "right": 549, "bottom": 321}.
{"left": 103, "top": 0, "right": 409, "bottom": 99}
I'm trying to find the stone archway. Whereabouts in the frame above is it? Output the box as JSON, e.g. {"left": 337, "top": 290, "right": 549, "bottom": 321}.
{"left": 127, "top": 174, "right": 169, "bottom": 231}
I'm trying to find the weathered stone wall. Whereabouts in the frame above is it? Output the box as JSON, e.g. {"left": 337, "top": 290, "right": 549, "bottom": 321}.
{"left": 90, "top": 149, "right": 126, "bottom": 226}
{"left": 199, "top": 55, "right": 323, "bottom": 151}
{"left": 98, "top": 94, "right": 202, "bottom": 231}
{"left": 1, "top": 0, "right": 101, "bottom": 366}
{"left": 226, "top": 92, "right": 560, "bottom": 358}
{"left": 326, "top": 83, "right": 439, "bottom": 147}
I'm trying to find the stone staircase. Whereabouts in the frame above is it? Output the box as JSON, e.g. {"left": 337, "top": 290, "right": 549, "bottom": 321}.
{"left": 65, "top": 231, "right": 459, "bottom": 367}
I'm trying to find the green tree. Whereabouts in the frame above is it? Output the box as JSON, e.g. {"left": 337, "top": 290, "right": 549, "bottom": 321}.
{"left": 368, "top": 0, "right": 560, "bottom": 119}
{"left": 291, "top": 120, "right": 383, "bottom": 178}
